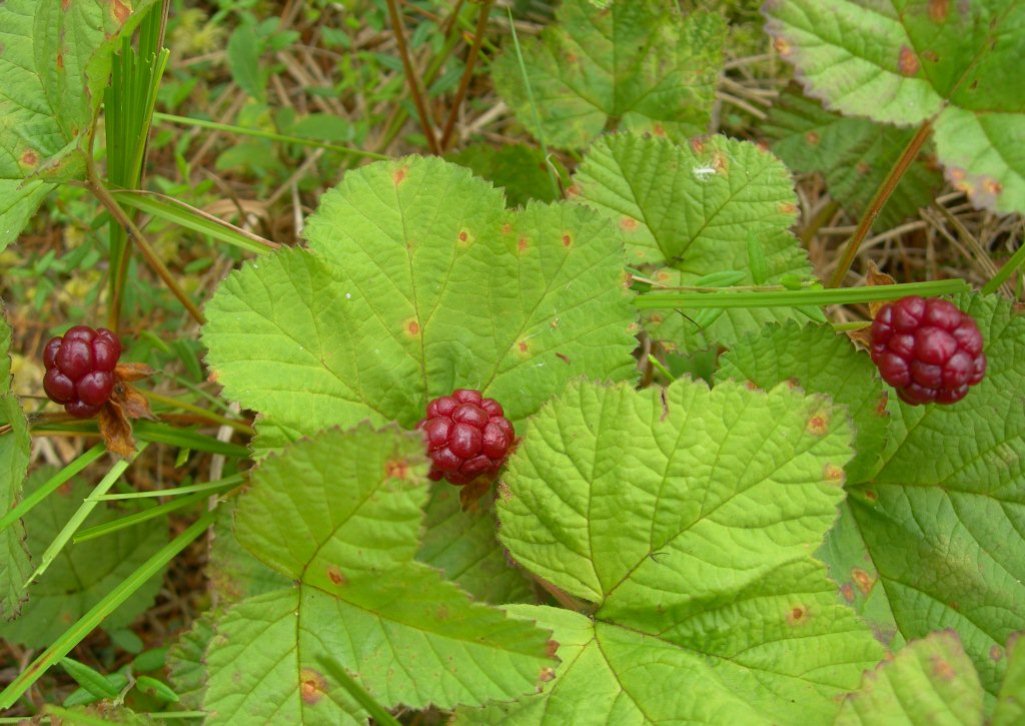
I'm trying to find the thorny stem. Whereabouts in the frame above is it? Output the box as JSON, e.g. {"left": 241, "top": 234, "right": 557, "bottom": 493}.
{"left": 829, "top": 120, "right": 932, "bottom": 288}
{"left": 439, "top": 0, "right": 494, "bottom": 150}
{"left": 386, "top": 0, "right": 441, "bottom": 155}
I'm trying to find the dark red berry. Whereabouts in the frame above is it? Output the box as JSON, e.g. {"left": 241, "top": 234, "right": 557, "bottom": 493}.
{"left": 417, "top": 389, "right": 516, "bottom": 485}
{"left": 870, "top": 297, "right": 986, "bottom": 406}
{"left": 42, "top": 326, "right": 123, "bottom": 417}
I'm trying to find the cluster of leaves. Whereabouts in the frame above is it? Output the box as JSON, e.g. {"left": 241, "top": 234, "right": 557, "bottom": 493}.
{"left": 1, "top": 0, "right": 1024, "bottom": 723}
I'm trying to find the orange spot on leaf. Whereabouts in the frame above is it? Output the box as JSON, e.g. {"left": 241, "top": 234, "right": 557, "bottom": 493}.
{"left": 898, "top": 45, "right": 920, "bottom": 76}
{"left": 805, "top": 411, "right": 829, "bottom": 436}
{"left": 931, "top": 656, "right": 956, "bottom": 681}
{"left": 773, "top": 37, "right": 792, "bottom": 56}
{"left": 823, "top": 464, "right": 845, "bottom": 484}
{"left": 386, "top": 458, "right": 411, "bottom": 479}
{"left": 517, "top": 341, "right": 529, "bottom": 353}
{"left": 620, "top": 216, "right": 638, "bottom": 231}
{"left": 990, "top": 644, "right": 1004, "bottom": 661}
{"left": 299, "top": 669, "right": 327, "bottom": 704}
{"left": 928, "top": 0, "right": 949, "bottom": 22}
{"left": 852, "top": 568, "right": 874, "bottom": 595}
{"left": 406, "top": 320, "right": 421, "bottom": 336}
{"left": 787, "top": 606, "right": 807, "bottom": 625}
{"left": 804, "top": 130, "right": 820, "bottom": 145}
{"left": 517, "top": 237, "right": 529, "bottom": 253}
{"left": 561, "top": 234, "right": 572, "bottom": 247}
{"left": 326, "top": 565, "right": 346, "bottom": 586}
{"left": 841, "top": 583, "right": 856, "bottom": 603}
{"left": 393, "top": 166, "right": 408, "bottom": 185}
{"left": 20, "top": 149, "right": 38, "bottom": 167}
{"left": 112, "top": 0, "right": 131, "bottom": 25}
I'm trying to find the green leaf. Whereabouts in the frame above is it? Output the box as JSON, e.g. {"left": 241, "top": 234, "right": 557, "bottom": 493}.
{"left": 836, "top": 631, "right": 983, "bottom": 725}
{"left": 495, "top": 379, "right": 884, "bottom": 722}
{"left": 448, "top": 143, "right": 562, "bottom": 207}
{"left": 416, "top": 486, "right": 534, "bottom": 605}
{"left": 764, "top": 0, "right": 1025, "bottom": 214}
{"left": 845, "top": 294, "right": 1025, "bottom": 696}
{"left": 202, "top": 425, "right": 556, "bottom": 723}
{"left": 206, "top": 498, "right": 290, "bottom": 606}
{"left": 764, "top": 84, "right": 943, "bottom": 230}
{"left": 202, "top": 156, "right": 637, "bottom": 450}
{"left": 166, "top": 611, "right": 216, "bottom": 711}
{"left": 491, "top": 0, "right": 725, "bottom": 149}
{"left": 0, "top": 471, "right": 167, "bottom": 647}
{"left": 60, "top": 657, "right": 121, "bottom": 700}
{"left": 0, "top": 0, "right": 158, "bottom": 182}
{"left": 0, "top": 179, "right": 53, "bottom": 251}
{"left": 572, "top": 133, "right": 815, "bottom": 351}
{"left": 715, "top": 322, "right": 889, "bottom": 499}
{"left": 993, "top": 634, "right": 1025, "bottom": 725}
{"left": 226, "top": 23, "right": 266, "bottom": 102}
{"left": 0, "top": 308, "right": 31, "bottom": 620}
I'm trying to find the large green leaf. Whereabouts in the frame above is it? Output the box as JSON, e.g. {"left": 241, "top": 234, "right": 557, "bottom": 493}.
{"left": 993, "top": 634, "right": 1025, "bottom": 725}
{"left": 490, "top": 379, "right": 884, "bottom": 722}
{"left": 448, "top": 143, "right": 562, "bottom": 208}
{"left": 492, "top": 0, "right": 725, "bottom": 149}
{"left": 0, "top": 309, "right": 31, "bottom": 619}
{"left": 764, "top": 84, "right": 943, "bottom": 229}
{"left": 843, "top": 295, "right": 1025, "bottom": 696}
{"left": 0, "top": 470, "right": 168, "bottom": 646}
{"left": 416, "top": 486, "right": 534, "bottom": 605}
{"left": 571, "top": 133, "right": 815, "bottom": 351}
{"left": 764, "top": 0, "right": 1025, "bottom": 214}
{"left": 0, "top": 179, "right": 53, "bottom": 250}
{"left": 203, "top": 156, "right": 637, "bottom": 450}
{"left": 836, "top": 631, "right": 984, "bottom": 725}
{"left": 202, "top": 425, "right": 556, "bottom": 723}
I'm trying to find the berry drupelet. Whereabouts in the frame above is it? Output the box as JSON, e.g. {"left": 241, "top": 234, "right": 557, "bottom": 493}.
{"left": 418, "top": 388, "right": 516, "bottom": 485}
{"left": 870, "top": 296, "right": 986, "bottom": 405}
{"left": 42, "top": 326, "right": 122, "bottom": 417}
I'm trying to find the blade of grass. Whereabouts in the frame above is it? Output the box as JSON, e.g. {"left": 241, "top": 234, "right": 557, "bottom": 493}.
{"left": 152, "top": 112, "right": 388, "bottom": 160}
{"left": 91, "top": 473, "right": 246, "bottom": 501}
{"left": 110, "top": 190, "right": 278, "bottom": 256}
{"left": 982, "top": 240, "right": 1025, "bottom": 296}
{"left": 0, "top": 512, "right": 215, "bottom": 710}
{"left": 633, "top": 279, "right": 968, "bottom": 310}
{"left": 24, "top": 444, "right": 149, "bottom": 587}
{"left": 505, "top": 7, "right": 560, "bottom": 198}
{"left": 75, "top": 488, "right": 227, "bottom": 543}
{"left": 315, "top": 656, "right": 401, "bottom": 726}
{"left": 141, "top": 389, "right": 255, "bottom": 435}
{"left": 0, "top": 444, "right": 105, "bottom": 535}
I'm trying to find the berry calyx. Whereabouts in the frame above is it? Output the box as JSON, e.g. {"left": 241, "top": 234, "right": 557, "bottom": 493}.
{"left": 870, "top": 296, "right": 986, "bottom": 405}
{"left": 417, "top": 388, "right": 516, "bottom": 485}
{"left": 42, "top": 326, "right": 122, "bottom": 418}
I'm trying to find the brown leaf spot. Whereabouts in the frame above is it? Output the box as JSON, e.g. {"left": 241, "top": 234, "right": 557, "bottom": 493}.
{"left": 501, "top": 222, "right": 512, "bottom": 234}
{"left": 823, "top": 463, "right": 845, "bottom": 485}
{"left": 773, "top": 37, "right": 792, "bottom": 56}
{"left": 538, "top": 666, "right": 557, "bottom": 684}
{"left": 405, "top": 319, "right": 421, "bottom": 336}
{"left": 689, "top": 137, "right": 705, "bottom": 154}
{"left": 56, "top": 53, "right": 64, "bottom": 70}
{"left": 744, "top": 380, "right": 760, "bottom": 391}
{"left": 922, "top": 49, "right": 940, "bottom": 63}
{"left": 20, "top": 149, "right": 38, "bottom": 167}
{"left": 517, "top": 340, "right": 529, "bottom": 354}
{"left": 555, "top": 352, "right": 570, "bottom": 364}
{"left": 779, "top": 201, "right": 797, "bottom": 215}
{"left": 804, "top": 130, "right": 820, "bottom": 145}
{"left": 561, "top": 233, "right": 572, "bottom": 247}
{"left": 931, "top": 656, "right": 956, "bottom": 681}
{"left": 863, "top": 489, "right": 878, "bottom": 502}
{"left": 983, "top": 177, "right": 1003, "bottom": 197}
{"left": 458, "top": 230, "right": 469, "bottom": 243}
{"left": 851, "top": 568, "right": 874, "bottom": 595}
{"left": 436, "top": 604, "right": 450, "bottom": 620}
{"left": 549, "top": 318, "right": 559, "bottom": 329}
{"left": 841, "top": 583, "right": 856, "bottom": 603}
{"left": 627, "top": 322, "right": 641, "bottom": 334}
{"left": 655, "top": 270, "right": 671, "bottom": 283}
{"left": 856, "top": 161, "right": 871, "bottom": 175}
{"left": 649, "top": 314, "right": 663, "bottom": 324}
{"left": 651, "top": 123, "right": 666, "bottom": 137}
{"left": 497, "top": 482, "right": 512, "bottom": 502}
{"left": 898, "top": 45, "right": 920, "bottom": 76}
{"left": 565, "top": 184, "right": 581, "bottom": 197}
{"left": 785, "top": 377, "right": 801, "bottom": 389}
{"left": 805, "top": 411, "right": 829, "bottom": 436}
{"left": 299, "top": 669, "right": 327, "bottom": 704}
{"left": 928, "top": 0, "right": 949, "bottom": 22}
{"left": 787, "top": 606, "right": 807, "bottom": 625}
{"left": 326, "top": 565, "right": 346, "bottom": 587}
{"left": 990, "top": 644, "right": 1004, "bottom": 661}
{"left": 385, "top": 458, "right": 410, "bottom": 480}
{"left": 711, "top": 151, "right": 728, "bottom": 173}
{"left": 875, "top": 392, "right": 889, "bottom": 416}
{"left": 393, "top": 166, "right": 408, "bottom": 185}
{"left": 111, "top": 0, "right": 131, "bottom": 24}
{"left": 61, "top": 0, "right": 71, "bottom": 9}
{"left": 517, "top": 236, "right": 529, "bottom": 253}
{"left": 620, "top": 216, "right": 638, "bottom": 231}
{"left": 545, "top": 640, "right": 559, "bottom": 658}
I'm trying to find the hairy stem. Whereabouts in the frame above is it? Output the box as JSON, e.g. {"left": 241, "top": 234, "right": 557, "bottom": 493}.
{"left": 386, "top": 0, "right": 441, "bottom": 154}
{"left": 829, "top": 120, "right": 932, "bottom": 288}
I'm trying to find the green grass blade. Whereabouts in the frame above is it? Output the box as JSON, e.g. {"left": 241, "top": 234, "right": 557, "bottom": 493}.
{"left": 315, "top": 656, "right": 401, "bottom": 726}
{"left": 982, "top": 241, "right": 1025, "bottom": 296}
{"left": 633, "top": 279, "right": 969, "bottom": 310}
{"left": 92, "top": 473, "right": 245, "bottom": 501}
{"left": 110, "top": 190, "right": 278, "bottom": 255}
{"left": 0, "top": 511, "right": 215, "bottom": 710}
{"left": 74, "top": 488, "right": 222, "bottom": 543}
{"left": 24, "top": 445, "right": 148, "bottom": 587}
{"left": 0, "top": 444, "right": 105, "bottom": 535}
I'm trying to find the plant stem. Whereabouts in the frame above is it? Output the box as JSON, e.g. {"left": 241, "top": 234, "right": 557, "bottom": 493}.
{"left": 828, "top": 120, "right": 933, "bottom": 288}
{"left": 88, "top": 175, "right": 206, "bottom": 325}
{"left": 385, "top": 0, "right": 441, "bottom": 155}
{"left": 142, "top": 389, "right": 255, "bottom": 435}
{"left": 439, "top": 0, "right": 494, "bottom": 150}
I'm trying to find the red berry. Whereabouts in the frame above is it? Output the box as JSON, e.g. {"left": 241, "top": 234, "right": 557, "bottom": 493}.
{"left": 42, "top": 326, "right": 123, "bottom": 417}
{"left": 417, "top": 389, "right": 516, "bottom": 485}
{"left": 870, "top": 297, "right": 986, "bottom": 406}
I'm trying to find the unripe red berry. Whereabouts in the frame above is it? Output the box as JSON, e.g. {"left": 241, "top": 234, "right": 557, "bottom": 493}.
{"left": 42, "top": 326, "right": 122, "bottom": 417}
{"left": 417, "top": 389, "right": 516, "bottom": 485}
{"left": 870, "top": 297, "right": 986, "bottom": 405}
